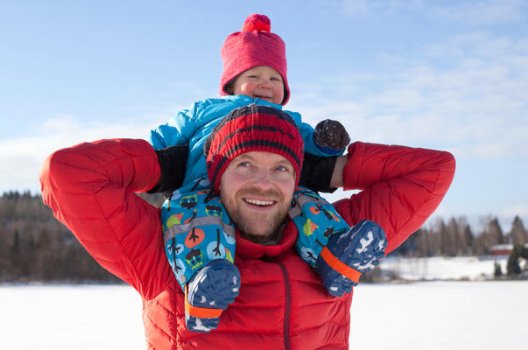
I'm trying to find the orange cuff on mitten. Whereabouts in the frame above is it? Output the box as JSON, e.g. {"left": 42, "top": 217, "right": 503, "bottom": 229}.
{"left": 184, "top": 297, "right": 224, "bottom": 319}
{"left": 320, "top": 247, "right": 362, "bottom": 283}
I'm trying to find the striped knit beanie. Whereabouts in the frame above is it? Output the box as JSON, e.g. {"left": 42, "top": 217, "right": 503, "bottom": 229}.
{"left": 220, "top": 14, "right": 290, "bottom": 105}
{"left": 205, "top": 104, "right": 304, "bottom": 193}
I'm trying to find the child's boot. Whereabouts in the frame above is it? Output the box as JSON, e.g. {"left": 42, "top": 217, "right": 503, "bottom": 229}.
{"left": 185, "top": 259, "right": 241, "bottom": 332}
{"left": 316, "top": 220, "right": 387, "bottom": 296}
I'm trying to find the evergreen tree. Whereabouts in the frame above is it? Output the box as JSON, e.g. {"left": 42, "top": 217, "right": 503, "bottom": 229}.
{"left": 510, "top": 216, "right": 527, "bottom": 245}
{"left": 506, "top": 244, "right": 528, "bottom": 276}
{"left": 481, "top": 217, "right": 504, "bottom": 254}
{"left": 463, "top": 224, "right": 474, "bottom": 255}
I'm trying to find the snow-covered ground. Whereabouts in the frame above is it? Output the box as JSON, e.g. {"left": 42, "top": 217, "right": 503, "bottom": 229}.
{"left": 1, "top": 281, "right": 526, "bottom": 350}
{"left": 0, "top": 285, "right": 145, "bottom": 350}
{"left": 378, "top": 255, "right": 510, "bottom": 281}
{"left": 0, "top": 256, "right": 524, "bottom": 349}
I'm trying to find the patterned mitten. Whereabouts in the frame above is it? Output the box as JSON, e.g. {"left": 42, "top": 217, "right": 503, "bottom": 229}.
{"left": 185, "top": 259, "right": 241, "bottom": 332}
{"left": 316, "top": 220, "right": 387, "bottom": 296}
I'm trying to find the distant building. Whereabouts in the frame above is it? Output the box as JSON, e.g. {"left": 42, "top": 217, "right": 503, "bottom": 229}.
{"left": 491, "top": 243, "right": 528, "bottom": 256}
{"left": 491, "top": 244, "right": 513, "bottom": 256}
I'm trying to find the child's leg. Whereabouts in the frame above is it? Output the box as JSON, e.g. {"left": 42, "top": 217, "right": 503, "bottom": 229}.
{"left": 162, "top": 186, "right": 239, "bottom": 332}
{"left": 289, "top": 187, "right": 387, "bottom": 296}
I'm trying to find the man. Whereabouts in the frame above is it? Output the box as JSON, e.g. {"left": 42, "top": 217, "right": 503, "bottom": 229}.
{"left": 40, "top": 105, "right": 455, "bottom": 349}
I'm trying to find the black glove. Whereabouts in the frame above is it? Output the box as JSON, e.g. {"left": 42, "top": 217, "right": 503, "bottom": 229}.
{"left": 299, "top": 153, "right": 338, "bottom": 193}
{"left": 313, "top": 119, "right": 351, "bottom": 152}
{"left": 148, "top": 144, "right": 189, "bottom": 194}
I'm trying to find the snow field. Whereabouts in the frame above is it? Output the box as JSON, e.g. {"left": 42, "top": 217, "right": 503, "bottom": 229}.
{"left": 1, "top": 281, "right": 526, "bottom": 350}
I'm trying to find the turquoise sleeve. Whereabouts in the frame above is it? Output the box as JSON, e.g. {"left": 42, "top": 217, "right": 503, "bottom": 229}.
{"left": 150, "top": 108, "right": 195, "bottom": 150}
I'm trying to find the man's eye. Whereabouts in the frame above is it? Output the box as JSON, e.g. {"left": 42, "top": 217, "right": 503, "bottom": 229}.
{"left": 237, "top": 161, "right": 252, "bottom": 168}
{"left": 274, "top": 165, "right": 289, "bottom": 172}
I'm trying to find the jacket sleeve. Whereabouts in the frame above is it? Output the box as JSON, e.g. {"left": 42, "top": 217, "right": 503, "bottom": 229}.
{"left": 39, "top": 138, "right": 173, "bottom": 299}
{"left": 334, "top": 141, "right": 456, "bottom": 254}
{"left": 150, "top": 107, "right": 195, "bottom": 150}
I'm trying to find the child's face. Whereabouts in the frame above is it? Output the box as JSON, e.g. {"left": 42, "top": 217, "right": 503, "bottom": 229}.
{"left": 232, "top": 66, "right": 285, "bottom": 105}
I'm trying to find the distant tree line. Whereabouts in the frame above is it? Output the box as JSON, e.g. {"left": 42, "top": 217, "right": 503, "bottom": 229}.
{"left": 397, "top": 215, "right": 528, "bottom": 258}
{"left": 0, "top": 190, "right": 162, "bottom": 283}
{"left": 393, "top": 215, "right": 528, "bottom": 277}
{"left": 0, "top": 191, "right": 526, "bottom": 283}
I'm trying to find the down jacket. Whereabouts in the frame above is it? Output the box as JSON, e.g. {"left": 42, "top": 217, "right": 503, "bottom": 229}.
{"left": 40, "top": 139, "right": 455, "bottom": 349}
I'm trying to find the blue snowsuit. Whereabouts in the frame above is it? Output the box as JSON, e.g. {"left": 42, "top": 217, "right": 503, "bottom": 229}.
{"left": 150, "top": 95, "right": 342, "bottom": 186}
{"left": 150, "top": 96, "right": 347, "bottom": 289}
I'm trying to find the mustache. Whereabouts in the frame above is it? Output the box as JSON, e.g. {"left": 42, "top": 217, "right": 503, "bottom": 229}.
{"left": 237, "top": 187, "right": 283, "bottom": 199}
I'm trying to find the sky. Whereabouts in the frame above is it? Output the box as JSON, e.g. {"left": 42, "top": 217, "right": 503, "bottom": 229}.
{"left": 1, "top": 0, "right": 527, "bottom": 229}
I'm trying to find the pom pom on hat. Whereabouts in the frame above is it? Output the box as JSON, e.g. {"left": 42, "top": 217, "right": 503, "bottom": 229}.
{"left": 220, "top": 14, "right": 290, "bottom": 105}
{"left": 242, "top": 14, "right": 271, "bottom": 32}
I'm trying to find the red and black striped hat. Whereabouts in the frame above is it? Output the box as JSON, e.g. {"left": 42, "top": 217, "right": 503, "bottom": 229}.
{"left": 205, "top": 104, "right": 304, "bottom": 193}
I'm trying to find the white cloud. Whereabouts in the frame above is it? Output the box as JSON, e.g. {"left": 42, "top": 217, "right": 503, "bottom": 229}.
{"left": 0, "top": 114, "right": 157, "bottom": 194}
{"left": 292, "top": 31, "right": 528, "bottom": 159}
{"left": 341, "top": 0, "right": 528, "bottom": 25}
{"left": 340, "top": 0, "right": 425, "bottom": 17}
{"left": 341, "top": 0, "right": 370, "bottom": 16}
{"left": 432, "top": 0, "right": 527, "bottom": 25}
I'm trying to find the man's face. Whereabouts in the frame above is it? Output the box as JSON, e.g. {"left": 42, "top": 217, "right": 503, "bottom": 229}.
{"left": 232, "top": 66, "right": 285, "bottom": 105}
{"left": 219, "top": 151, "right": 296, "bottom": 243}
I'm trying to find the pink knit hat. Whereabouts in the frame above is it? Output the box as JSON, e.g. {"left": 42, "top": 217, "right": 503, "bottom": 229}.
{"left": 220, "top": 14, "right": 290, "bottom": 105}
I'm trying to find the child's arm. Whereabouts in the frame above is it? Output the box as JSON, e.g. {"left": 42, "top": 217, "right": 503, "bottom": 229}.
{"left": 285, "top": 111, "right": 350, "bottom": 192}
{"left": 284, "top": 110, "right": 343, "bottom": 157}
{"left": 288, "top": 111, "right": 349, "bottom": 157}
{"left": 298, "top": 120, "right": 349, "bottom": 156}
{"left": 150, "top": 108, "right": 196, "bottom": 149}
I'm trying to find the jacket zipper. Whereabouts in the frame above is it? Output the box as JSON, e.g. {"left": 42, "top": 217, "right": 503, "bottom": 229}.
{"left": 279, "top": 262, "right": 292, "bottom": 350}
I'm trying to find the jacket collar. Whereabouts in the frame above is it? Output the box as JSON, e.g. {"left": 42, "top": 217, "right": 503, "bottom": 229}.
{"left": 235, "top": 220, "right": 297, "bottom": 260}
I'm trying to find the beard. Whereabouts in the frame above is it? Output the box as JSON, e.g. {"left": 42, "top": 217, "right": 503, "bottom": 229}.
{"left": 230, "top": 207, "right": 287, "bottom": 243}
{"left": 222, "top": 187, "right": 290, "bottom": 244}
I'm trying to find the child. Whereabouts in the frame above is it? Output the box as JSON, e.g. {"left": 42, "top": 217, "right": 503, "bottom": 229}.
{"left": 150, "top": 14, "right": 387, "bottom": 332}
{"left": 150, "top": 14, "right": 350, "bottom": 184}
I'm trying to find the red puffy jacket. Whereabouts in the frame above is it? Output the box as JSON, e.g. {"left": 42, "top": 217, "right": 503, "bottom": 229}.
{"left": 40, "top": 139, "right": 455, "bottom": 349}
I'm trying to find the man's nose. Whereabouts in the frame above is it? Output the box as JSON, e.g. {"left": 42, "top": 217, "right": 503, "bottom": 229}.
{"left": 253, "top": 169, "right": 274, "bottom": 188}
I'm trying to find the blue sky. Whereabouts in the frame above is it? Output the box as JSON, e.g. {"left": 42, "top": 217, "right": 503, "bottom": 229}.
{"left": 1, "top": 0, "right": 527, "bottom": 229}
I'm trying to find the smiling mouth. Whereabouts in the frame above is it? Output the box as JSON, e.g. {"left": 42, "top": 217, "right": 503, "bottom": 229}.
{"left": 243, "top": 198, "right": 276, "bottom": 207}
{"left": 254, "top": 94, "right": 272, "bottom": 101}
